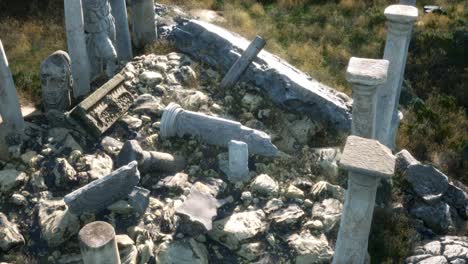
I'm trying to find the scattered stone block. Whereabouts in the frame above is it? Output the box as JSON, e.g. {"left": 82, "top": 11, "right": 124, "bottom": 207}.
{"left": 127, "top": 186, "right": 150, "bottom": 215}
{"left": 405, "top": 164, "right": 449, "bottom": 203}
{"left": 38, "top": 199, "right": 80, "bottom": 247}
{"left": 64, "top": 161, "right": 140, "bottom": 215}
{"left": 228, "top": 140, "right": 249, "bottom": 183}
{"left": 0, "top": 212, "right": 24, "bottom": 251}
{"left": 251, "top": 174, "right": 279, "bottom": 196}
{"left": 287, "top": 231, "right": 333, "bottom": 264}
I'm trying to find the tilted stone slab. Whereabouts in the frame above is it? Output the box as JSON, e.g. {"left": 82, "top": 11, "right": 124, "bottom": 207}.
{"left": 64, "top": 161, "right": 140, "bottom": 215}
{"left": 169, "top": 20, "right": 352, "bottom": 134}
{"left": 339, "top": 135, "right": 395, "bottom": 178}
{"left": 70, "top": 73, "right": 133, "bottom": 137}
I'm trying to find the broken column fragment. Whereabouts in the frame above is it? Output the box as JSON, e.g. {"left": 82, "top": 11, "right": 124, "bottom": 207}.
{"left": 333, "top": 136, "right": 395, "bottom": 263}
{"left": 220, "top": 36, "right": 266, "bottom": 89}
{"left": 79, "top": 221, "right": 121, "bottom": 264}
{"left": 70, "top": 73, "right": 134, "bottom": 137}
{"left": 109, "top": 0, "right": 133, "bottom": 62}
{"left": 131, "top": 0, "right": 157, "bottom": 48}
{"left": 228, "top": 140, "right": 249, "bottom": 183}
{"left": 116, "top": 140, "right": 186, "bottom": 174}
{"left": 127, "top": 186, "right": 150, "bottom": 215}
{"left": 161, "top": 103, "right": 278, "bottom": 157}
{"left": 64, "top": 161, "right": 140, "bottom": 215}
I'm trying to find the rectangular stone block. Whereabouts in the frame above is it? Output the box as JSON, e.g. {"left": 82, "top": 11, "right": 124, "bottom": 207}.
{"left": 70, "top": 73, "right": 133, "bottom": 137}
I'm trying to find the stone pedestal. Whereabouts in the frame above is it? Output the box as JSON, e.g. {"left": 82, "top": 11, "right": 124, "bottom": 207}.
{"left": 64, "top": 0, "right": 91, "bottom": 98}
{"left": 0, "top": 39, "right": 25, "bottom": 160}
{"left": 131, "top": 0, "right": 157, "bottom": 48}
{"left": 346, "top": 57, "right": 389, "bottom": 138}
{"left": 110, "top": 0, "right": 133, "bottom": 62}
{"left": 161, "top": 103, "right": 278, "bottom": 157}
{"left": 332, "top": 136, "right": 395, "bottom": 264}
{"left": 375, "top": 5, "right": 418, "bottom": 149}
{"left": 79, "top": 221, "right": 121, "bottom": 264}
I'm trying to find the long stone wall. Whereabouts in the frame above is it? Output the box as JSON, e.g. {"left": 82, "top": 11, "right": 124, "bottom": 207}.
{"left": 169, "top": 19, "right": 352, "bottom": 134}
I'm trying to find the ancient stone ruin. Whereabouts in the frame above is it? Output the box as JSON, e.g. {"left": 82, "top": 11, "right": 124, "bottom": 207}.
{"left": 0, "top": 2, "right": 466, "bottom": 264}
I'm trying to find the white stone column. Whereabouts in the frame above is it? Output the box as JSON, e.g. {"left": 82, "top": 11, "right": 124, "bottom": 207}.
{"left": 64, "top": 0, "right": 91, "bottom": 98}
{"left": 131, "top": 0, "right": 157, "bottom": 49}
{"left": 110, "top": 0, "right": 133, "bottom": 62}
{"left": 375, "top": 5, "right": 418, "bottom": 149}
{"left": 79, "top": 221, "right": 121, "bottom": 264}
{"left": 332, "top": 136, "right": 395, "bottom": 264}
{"left": 346, "top": 57, "right": 389, "bottom": 138}
{"left": 0, "top": 39, "right": 25, "bottom": 139}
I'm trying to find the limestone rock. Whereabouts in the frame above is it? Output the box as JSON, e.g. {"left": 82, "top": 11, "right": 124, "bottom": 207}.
{"left": 209, "top": 210, "right": 267, "bottom": 250}
{"left": 156, "top": 238, "right": 208, "bottom": 264}
{"left": 405, "top": 164, "right": 449, "bottom": 203}
{"left": 140, "top": 71, "right": 163, "bottom": 85}
{"left": 237, "top": 241, "right": 266, "bottom": 261}
{"left": 0, "top": 212, "right": 24, "bottom": 251}
{"left": 121, "top": 115, "right": 143, "bottom": 130}
{"left": 311, "top": 198, "right": 343, "bottom": 234}
{"left": 311, "top": 148, "right": 341, "bottom": 179}
{"left": 443, "top": 244, "right": 468, "bottom": 261}
{"left": 37, "top": 199, "right": 80, "bottom": 247}
{"left": 156, "top": 173, "right": 189, "bottom": 193}
{"left": 410, "top": 201, "right": 453, "bottom": 234}
{"left": 242, "top": 93, "right": 263, "bottom": 112}
{"left": 251, "top": 174, "right": 279, "bottom": 196}
{"left": 287, "top": 231, "right": 333, "bottom": 264}
{"left": 133, "top": 94, "right": 165, "bottom": 116}
{"left": 424, "top": 241, "right": 442, "bottom": 255}
{"left": 181, "top": 91, "right": 209, "bottom": 111}
{"left": 53, "top": 158, "right": 77, "bottom": 187}
{"left": 419, "top": 256, "right": 448, "bottom": 264}
{"left": 116, "top": 235, "right": 138, "bottom": 264}
{"left": 395, "top": 149, "right": 419, "bottom": 173}
{"left": 270, "top": 204, "right": 305, "bottom": 229}
{"left": 82, "top": 153, "right": 113, "bottom": 180}
{"left": 263, "top": 198, "right": 284, "bottom": 214}
{"left": 0, "top": 169, "right": 25, "bottom": 193}
{"left": 311, "top": 181, "right": 345, "bottom": 202}
{"left": 286, "top": 185, "right": 305, "bottom": 200}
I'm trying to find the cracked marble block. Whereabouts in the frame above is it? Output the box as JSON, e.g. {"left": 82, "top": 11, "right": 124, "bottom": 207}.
{"left": 333, "top": 135, "right": 395, "bottom": 264}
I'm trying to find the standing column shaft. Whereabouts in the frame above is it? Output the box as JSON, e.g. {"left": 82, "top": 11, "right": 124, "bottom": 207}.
{"left": 79, "top": 221, "right": 121, "bottom": 264}
{"left": 64, "top": 0, "right": 91, "bottom": 98}
{"left": 334, "top": 173, "right": 379, "bottom": 263}
{"left": 333, "top": 136, "right": 395, "bottom": 264}
{"left": 346, "top": 57, "right": 390, "bottom": 138}
{"left": 0, "top": 40, "right": 25, "bottom": 138}
{"left": 131, "top": 0, "right": 157, "bottom": 49}
{"left": 110, "top": 0, "right": 133, "bottom": 62}
{"left": 375, "top": 5, "right": 418, "bottom": 149}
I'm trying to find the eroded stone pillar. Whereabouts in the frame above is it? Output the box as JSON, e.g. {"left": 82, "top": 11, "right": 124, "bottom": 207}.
{"left": 160, "top": 103, "right": 278, "bottom": 157}
{"left": 375, "top": 5, "right": 418, "bottom": 149}
{"left": 110, "top": 0, "right": 133, "bottom": 62}
{"left": 0, "top": 39, "right": 25, "bottom": 159}
{"left": 332, "top": 136, "right": 395, "bottom": 264}
{"left": 64, "top": 0, "right": 91, "bottom": 98}
{"left": 346, "top": 57, "right": 389, "bottom": 138}
{"left": 79, "top": 221, "right": 121, "bottom": 264}
{"left": 131, "top": 0, "right": 157, "bottom": 48}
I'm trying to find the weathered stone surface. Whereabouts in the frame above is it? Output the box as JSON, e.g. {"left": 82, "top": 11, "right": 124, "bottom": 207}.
{"left": 140, "top": 71, "right": 163, "bottom": 85}
{"left": 311, "top": 148, "right": 341, "bottom": 179}
{"left": 270, "top": 204, "right": 305, "bottom": 229}
{"left": 311, "top": 181, "right": 345, "bottom": 202}
{"left": 339, "top": 135, "right": 395, "bottom": 178}
{"left": 236, "top": 241, "right": 266, "bottom": 261}
{"left": 209, "top": 210, "right": 267, "bottom": 250}
{"left": 443, "top": 184, "right": 468, "bottom": 218}
{"left": 156, "top": 238, "right": 208, "bottom": 264}
{"left": 410, "top": 201, "right": 453, "bottom": 234}
{"left": 64, "top": 161, "right": 140, "bottom": 215}
{"left": 444, "top": 244, "right": 468, "bottom": 261}
{"left": 424, "top": 241, "right": 442, "bottom": 256}
{"left": 79, "top": 221, "right": 120, "bottom": 264}
{"left": 396, "top": 149, "right": 420, "bottom": 173}
{"left": 127, "top": 186, "right": 150, "bottom": 215}
{"left": 156, "top": 173, "right": 189, "bottom": 192}
{"left": 82, "top": 153, "right": 113, "bottom": 180}
{"left": 161, "top": 103, "right": 278, "bottom": 156}
{"left": 228, "top": 140, "right": 249, "bottom": 183}
{"left": 384, "top": 4, "right": 419, "bottom": 22}
{"left": 110, "top": 0, "right": 133, "bottom": 62}
{"left": 405, "top": 254, "right": 432, "bottom": 263}
{"left": 116, "top": 235, "right": 138, "bottom": 264}
{"left": 53, "top": 158, "right": 77, "bottom": 187}
{"left": 0, "top": 212, "right": 24, "bottom": 251}
{"left": 251, "top": 174, "right": 279, "bottom": 196}
{"left": 405, "top": 164, "right": 449, "bottom": 203}
{"left": 285, "top": 185, "right": 305, "bottom": 200}
{"left": 116, "top": 140, "right": 186, "bottom": 174}
{"left": 311, "top": 198, "right": 343, "bottom": 234}
{"left": 287, "top": 231, "right": 333, "bottom": 264}
{"left": 38, "top": 199, "right": 80, "bottom": 247}
{"left": 70, "top": 73, "right": 134, "bottom": 137}
{"left": 0, "top": 169, "right": 25, "bottom": 193}
{"left": 131, "top": 0, "right": 157, "bottom": 48}
{"left": 419, "top": 256, "right": 448, "bottom": 264}
{"left": 169, "top": 20, "right": 351, "bottom": 133}
{"left": 175, "top": 186, "right": 218, "bottom": 236}
{"left": 346, "top": 57, "right": 389, "bottom": 86}
{"left": 40, "top": 50, "right": 72, "bottom": 112}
